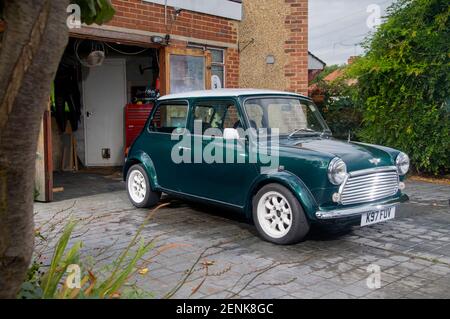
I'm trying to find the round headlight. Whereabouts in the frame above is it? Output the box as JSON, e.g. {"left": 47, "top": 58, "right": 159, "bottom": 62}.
{"left": 328, "top": 158, "right": 347, "bottom": 185}
{"left": 396, "top": 152, "right": 410, "bottom": 175}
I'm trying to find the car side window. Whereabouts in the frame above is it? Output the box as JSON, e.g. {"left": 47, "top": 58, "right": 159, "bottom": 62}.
{"left": 244, "top": 103, "right": 264, "bottom": 129}
{"left": 193, "top": 101, "right": 241, "bottom": 136}
{"left": 149, "top": 102, "right": 188, "bottom": 133}
{"left": 223, "top": 104, "right": 241, "bottom": 129}
{"left": 193, "top": 105, "right": 219, "bottom": 134}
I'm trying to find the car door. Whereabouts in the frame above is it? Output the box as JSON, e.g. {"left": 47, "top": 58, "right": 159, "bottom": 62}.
{"left": 185, "top": 99, "right": 259, "bottom": 207}
{"left": 145, "top": 100, "right": 191, "bottom": 192}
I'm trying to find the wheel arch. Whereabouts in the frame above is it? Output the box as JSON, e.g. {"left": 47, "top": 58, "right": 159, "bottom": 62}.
{"left": 124, "top": 151, "right": 159, "bottom": 189}
{"left": 245, "top": 171, "right": 318, "bottom": 220}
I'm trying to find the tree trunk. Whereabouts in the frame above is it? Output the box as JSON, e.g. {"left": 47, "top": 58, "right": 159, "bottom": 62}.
{"left": 0, "top": 0, "right": 69, "bottom": 298}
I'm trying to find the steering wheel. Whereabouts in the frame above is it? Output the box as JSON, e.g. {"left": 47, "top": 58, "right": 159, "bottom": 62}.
{"left": 233, "top": 120, "right": 257, "bottom": 129}
{"left": 233, "top": 120, "right": 242, "bottom": 129}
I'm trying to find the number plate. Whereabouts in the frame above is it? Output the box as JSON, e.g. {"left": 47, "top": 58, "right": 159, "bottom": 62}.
{"left": 361, "top": 206, "right": 396, "bottom": 226}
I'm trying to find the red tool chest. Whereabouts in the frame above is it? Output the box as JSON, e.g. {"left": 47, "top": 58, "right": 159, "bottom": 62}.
{"left": 125, "top": 103, "right": 155, "bottom": 149}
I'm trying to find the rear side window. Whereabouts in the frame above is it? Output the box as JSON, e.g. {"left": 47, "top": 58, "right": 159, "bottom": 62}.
{"left": 192, "top": 101, "right": 242, "bottom": 136}
{"left": 149, "top": 102, "right": 188, "bottom": 133}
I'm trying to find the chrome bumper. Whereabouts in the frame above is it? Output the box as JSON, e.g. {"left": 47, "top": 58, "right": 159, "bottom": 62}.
{"left": 315, "top": 194, "right": 408, "bottom": 220}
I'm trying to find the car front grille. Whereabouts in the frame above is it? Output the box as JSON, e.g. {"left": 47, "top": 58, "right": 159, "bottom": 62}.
{"left": 340, "top": 168, "right": 399, "bottom": 205}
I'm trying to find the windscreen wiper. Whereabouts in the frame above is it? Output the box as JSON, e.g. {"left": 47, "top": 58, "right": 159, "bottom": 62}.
{"left": 288, "top": 128, "right": 317, "bottom": 139}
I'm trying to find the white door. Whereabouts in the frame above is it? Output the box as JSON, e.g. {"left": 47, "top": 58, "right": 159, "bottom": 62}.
{"left": 83, "top": 59, "right": 126, "bottom": 166}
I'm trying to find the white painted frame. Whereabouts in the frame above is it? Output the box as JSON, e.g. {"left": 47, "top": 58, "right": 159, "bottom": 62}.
{"left": 188, "top": 44, "right": 226, "bottom": 89}
{"left": 143, "top": 0, "right": 242, "bottom": 21}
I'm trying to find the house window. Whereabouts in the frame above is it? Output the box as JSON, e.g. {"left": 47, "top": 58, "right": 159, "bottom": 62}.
{"left": 210, "top": 49, "right": 225, "bottom": 89}
{"left": 189, "top": 45, "right": 226, "bottom": 89}
{"left": 169, "top": 55, "right": 206, "bottom": 94}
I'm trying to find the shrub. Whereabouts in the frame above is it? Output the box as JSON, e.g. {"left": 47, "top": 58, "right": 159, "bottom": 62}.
{"left": 348, "top": 0, "right": 450, "bottom": 175}
{"left": 311, "top": 76, "right": 363, "bottom": 140}
{"left": 18, "top": 203, "right": 171, "bottom": 299}
{"left": 18, "top": 221, "right": 152, "bottom": 299}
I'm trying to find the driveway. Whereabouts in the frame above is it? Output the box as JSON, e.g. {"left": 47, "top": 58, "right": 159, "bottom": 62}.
{"left": 35, "top": 174, "right": 450, "bottom": 299}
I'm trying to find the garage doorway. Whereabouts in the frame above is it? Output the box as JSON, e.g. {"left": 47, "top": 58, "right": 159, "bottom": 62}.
{"left": 36, "top": 36, "right": 213, "bottom": 202}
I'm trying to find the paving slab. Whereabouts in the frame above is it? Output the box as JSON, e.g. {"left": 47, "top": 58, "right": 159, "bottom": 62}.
{"left": 34, "top": 175, "right": 450, "bottom": 299}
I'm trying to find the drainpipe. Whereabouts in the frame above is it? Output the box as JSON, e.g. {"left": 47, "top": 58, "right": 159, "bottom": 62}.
{"left": 164, "top": 0, "right": 168, "bottom": 26}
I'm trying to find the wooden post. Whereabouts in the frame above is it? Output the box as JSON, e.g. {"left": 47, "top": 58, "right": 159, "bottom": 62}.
{"left": 43, "top": 108, "right": 53, "bottom": 201}
{"left": 159, "top": 47, "right": 167, "bottom": 96}
{"left": 35, "top": 102, "right": 53, "bottom": 202}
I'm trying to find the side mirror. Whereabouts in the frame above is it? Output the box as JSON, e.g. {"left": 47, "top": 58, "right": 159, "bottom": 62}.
{"left": 223, "top": 128, "right": 240, "bottom": 140}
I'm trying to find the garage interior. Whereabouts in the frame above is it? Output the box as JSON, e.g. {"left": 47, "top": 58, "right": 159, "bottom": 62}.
{"left": 34, "top": 31, "right": 213, "bottom": 202}
{"left": 43, "top": 37, "right": 161, "bottom": 202}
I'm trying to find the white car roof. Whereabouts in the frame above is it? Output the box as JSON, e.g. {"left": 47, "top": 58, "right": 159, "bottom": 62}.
{"left": 158, "top": 89, "right": 307, "bottom": 101}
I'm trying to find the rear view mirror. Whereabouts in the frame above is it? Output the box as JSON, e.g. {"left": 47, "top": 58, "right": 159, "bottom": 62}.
{"left": 223, "top": 128, "right": 240, "bottom": 140}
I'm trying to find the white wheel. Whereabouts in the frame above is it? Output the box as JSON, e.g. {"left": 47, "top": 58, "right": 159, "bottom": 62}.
{"left": 257, "top": 191, "right": 293, "bottom": 239}
{"left": 253, "top": 183, "right": 310, "bottom": 244}
{"left": 128, "top": 169, "right": 147, "bottom": 204}
{"left": 126, "top": 164, "right": 161, "bottom": 208}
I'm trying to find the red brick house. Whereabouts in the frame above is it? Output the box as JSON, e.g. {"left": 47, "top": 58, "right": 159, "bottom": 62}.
{"left": 71, "top": 0, "right": 241, "bottom": 92}
{"left": 35, "top": 0, "right": 309, "bottom": 201}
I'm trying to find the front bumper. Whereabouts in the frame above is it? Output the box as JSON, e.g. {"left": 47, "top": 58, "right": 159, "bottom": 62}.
{"left": 315, "top": 193, "right": 409, "bottom": 220}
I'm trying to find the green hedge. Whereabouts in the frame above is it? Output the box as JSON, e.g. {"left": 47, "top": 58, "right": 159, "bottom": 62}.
{"left": 348, "top": 0, "right": 450, "bottom": 175}
{"left": 312, "top": 79, "right": 363, "bottom": 140}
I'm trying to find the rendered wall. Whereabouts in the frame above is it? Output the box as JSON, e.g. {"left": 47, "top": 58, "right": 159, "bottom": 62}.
{"left": 239, "top": 0, "right": 308, "bottom": 95}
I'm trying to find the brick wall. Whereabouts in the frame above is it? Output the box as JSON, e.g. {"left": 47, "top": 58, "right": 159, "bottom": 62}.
{"left": 110, "top": 0, "right": 238, "bottom": 44}
{"left": 284, "top": 0, "right": 308, "bottom": 95}
{"left": 96, "top": 0, "right": 240, "bottom": 88}
{"left": 225, "top": 48, "right": 240, "bottom": 88}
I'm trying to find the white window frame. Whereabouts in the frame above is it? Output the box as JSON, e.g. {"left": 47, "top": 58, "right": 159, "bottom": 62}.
{"left": 189, "top": 44, "right": 226, "bottom": 89}
{"left": 143, "top": 0, "right": 242, "bottom": 21}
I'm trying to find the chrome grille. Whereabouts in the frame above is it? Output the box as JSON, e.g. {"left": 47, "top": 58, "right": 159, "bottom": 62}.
{"left": 340, "top": 168, "right": 399, "bottom": 205}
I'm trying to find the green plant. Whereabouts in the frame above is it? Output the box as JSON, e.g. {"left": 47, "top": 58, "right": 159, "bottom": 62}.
{"left": 74, "top": 0, "right": 116, "bottom": 25}
{"left": 311, "top": 76, "right": 363, "bottom": 140}
{"left": 19, "top": 203, "right": 170, "bottom": 299}
{"left": 348, "top": 0, "right": 450, "bottom": 175}
{"left": 17, "top": 259, "right": 43, "bottom": 299}
{"left": 41, "top": 221, "right": 83, "bottom": 298}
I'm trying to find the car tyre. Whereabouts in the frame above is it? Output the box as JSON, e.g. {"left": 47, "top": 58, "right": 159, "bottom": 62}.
{"left": 126, "top": 164, "right": 161, "bottom": 208}
{"left": 253, "top": 183, "right": 310, "bottom": 245}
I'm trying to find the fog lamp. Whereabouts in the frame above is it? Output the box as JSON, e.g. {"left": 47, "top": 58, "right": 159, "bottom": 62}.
{"left": 332, "top": 192, "right": 341, "bottom": 203}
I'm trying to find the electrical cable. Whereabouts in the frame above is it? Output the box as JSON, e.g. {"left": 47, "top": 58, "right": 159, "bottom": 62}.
{"left": 309, "top": 0, "right": 391, "bottom": 31}
{"left": 104, "top": 42, "right": 150, "bottom": 55}
{"left": 74, "top": 39, "right": 106, "bottom": 68}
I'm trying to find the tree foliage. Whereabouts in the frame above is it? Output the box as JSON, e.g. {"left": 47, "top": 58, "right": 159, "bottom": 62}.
{"left": 74, "top": 0, "right": 115, "bottom": 25}
{"left": 312, "top": 77, "right": 363, "bottom": 140}
{"left": 348, "top": 0, "right": 450, "bottom": 175}
{"left": 310, "top": 65, "right": 363, "bottom": 140}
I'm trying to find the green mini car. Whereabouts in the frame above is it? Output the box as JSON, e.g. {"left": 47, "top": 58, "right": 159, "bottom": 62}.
{"left": 124, "top": 89, "right": 409, "bottom": 244}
